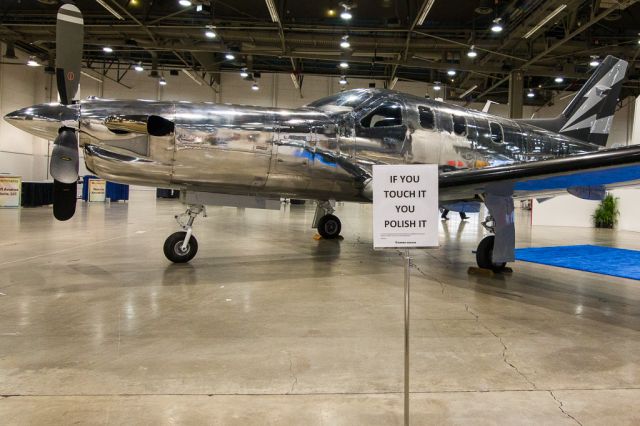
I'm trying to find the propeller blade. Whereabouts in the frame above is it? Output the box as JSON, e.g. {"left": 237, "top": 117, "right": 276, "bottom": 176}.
{"left": 53, "top": 180, "right": 77, "bottom": 221}
{"left": 55, "top": 3, "right": 84, "bottom": 105}
{"left": 50, "top": 128, "right": 79, "bottom": 184}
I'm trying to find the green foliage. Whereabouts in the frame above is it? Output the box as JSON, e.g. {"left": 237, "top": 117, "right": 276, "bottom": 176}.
{"left": 593, "top": 194, "right": 619, "bottom": 229}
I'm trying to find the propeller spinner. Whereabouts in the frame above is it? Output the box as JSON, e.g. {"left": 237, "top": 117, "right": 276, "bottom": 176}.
{"left": 50, "top": 3, "right": 84, "bottom": 221}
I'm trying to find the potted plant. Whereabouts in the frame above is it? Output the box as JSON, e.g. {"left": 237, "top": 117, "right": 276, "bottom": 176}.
{"left": 593, "top": 194, "right": 619, "bottom": 229}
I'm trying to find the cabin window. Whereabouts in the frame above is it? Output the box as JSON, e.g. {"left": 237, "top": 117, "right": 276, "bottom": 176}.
{"left": 419, "top": 106, "right": 435, "bottom": 129}
{"left": 361, "top": 101, "right": 403, "bottom": 128}
{"left": 452, "top": 115, "right": 466, "bottom": 136}
{"left": 489, "top": 122, "right": 503, "bottom": 143}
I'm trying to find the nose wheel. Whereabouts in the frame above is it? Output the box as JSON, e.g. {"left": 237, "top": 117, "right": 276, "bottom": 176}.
{"left": 164, "top": 232, "right": 199, "bottom": 263}
{"left": 164, "top": 204, "right": 205, "bottom": 263}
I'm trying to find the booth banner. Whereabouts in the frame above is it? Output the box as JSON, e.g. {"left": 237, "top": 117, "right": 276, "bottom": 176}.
{"left": 88, "top": 179, "right": 106, "bottom": 202}
{"left": 0, "top": 176, "right": 22, "bottom": 207}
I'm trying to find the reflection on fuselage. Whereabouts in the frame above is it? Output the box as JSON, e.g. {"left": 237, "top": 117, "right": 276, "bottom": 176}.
{"left": 73, "top": 89, "right": 601, "bottom": 202}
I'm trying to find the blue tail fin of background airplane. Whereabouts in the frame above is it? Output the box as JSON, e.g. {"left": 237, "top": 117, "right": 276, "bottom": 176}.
{"left": 518, "top": 56, "right": 628, "bottom": 146}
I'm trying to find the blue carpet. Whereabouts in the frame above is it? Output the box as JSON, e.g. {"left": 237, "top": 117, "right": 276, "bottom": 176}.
{"left": 515, "top": 245, "right": 640, "bottom": 281}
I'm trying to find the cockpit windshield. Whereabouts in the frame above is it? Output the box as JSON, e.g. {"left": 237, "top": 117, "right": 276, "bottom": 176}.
{"left": 306, "top": 89, "right": 373, "bottom": 113}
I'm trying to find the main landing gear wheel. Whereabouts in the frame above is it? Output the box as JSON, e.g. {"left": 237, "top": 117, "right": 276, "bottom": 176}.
{"left": 476, "top": 235, "right": 507, "bottom": 272}
{"left": 317, "top": 214, "right": 342, "bottom": 239}
{"left": 164, "top": 231, "right": 199, "bottom": 263}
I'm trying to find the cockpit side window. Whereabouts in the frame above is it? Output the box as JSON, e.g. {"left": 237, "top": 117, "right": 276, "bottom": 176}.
{"left": 360, "top": 101, "right": 403, "bottom": 128}
{"left": 452, "top": 115, "right": 467, "bottom": 136}
{"left": 419, "top": 106, "right": 435, "bottom": 129}
{"left": 489, "top": 122, "right": 504, "bottom": 143}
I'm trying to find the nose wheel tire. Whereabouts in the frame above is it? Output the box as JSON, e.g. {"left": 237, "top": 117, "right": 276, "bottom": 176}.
{"left": 476, "top": 235, "right": 507, "bottom": 272}
{"left": 317, "top": 214, "right": 342, "bottom": 239}
{"left": 164, "top": 231, "right": 198, "bottom": 263}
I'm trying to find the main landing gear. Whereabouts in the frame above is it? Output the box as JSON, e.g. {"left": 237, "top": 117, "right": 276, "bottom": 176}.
{"left": 313, "top": 200, "right": 342, "bottom": 239}
{"left": 476, "top": 215, "right": 507, "bottom": 272}
{"left": 164, "top": 204, "right": 206, "bottom": 263}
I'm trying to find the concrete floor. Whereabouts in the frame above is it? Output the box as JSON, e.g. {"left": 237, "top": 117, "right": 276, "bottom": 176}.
{"left": 1, "top": 190, "right": 640, "bottom": 425}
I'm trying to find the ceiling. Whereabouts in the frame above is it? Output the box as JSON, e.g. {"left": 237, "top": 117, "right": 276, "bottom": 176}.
{"left": 2, "top": 0, "right": 640, "bottom": 104}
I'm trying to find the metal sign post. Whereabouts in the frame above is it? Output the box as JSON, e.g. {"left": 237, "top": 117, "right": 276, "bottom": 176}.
{"left": 403, "top": 248, "right": 411, "bottom": 426}
{"left": 372, "top": 164, "right": 439, "bottom": 426}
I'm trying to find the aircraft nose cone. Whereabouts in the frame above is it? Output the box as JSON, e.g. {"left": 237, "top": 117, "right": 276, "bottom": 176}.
{"left": 4, "top": 103, "right": 79, "bottom": 140}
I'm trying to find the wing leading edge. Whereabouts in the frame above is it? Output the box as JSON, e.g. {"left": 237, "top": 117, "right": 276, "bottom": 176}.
{"left": 439, "top": 145, "right": 640, "bottom": 200}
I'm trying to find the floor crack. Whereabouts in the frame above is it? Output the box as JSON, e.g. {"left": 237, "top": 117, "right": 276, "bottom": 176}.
{"left": 549, "top": 390, "right": 583, "bottom": 426}
{"left": 286, "top": 352, "right": 298, "bottom": 394}
{"left": 465, "top": 304, "right": 537, "bottom": 390}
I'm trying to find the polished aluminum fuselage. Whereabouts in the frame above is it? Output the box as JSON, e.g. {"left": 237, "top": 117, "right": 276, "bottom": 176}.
{"left": 6, "top": 89, "right": 601, "bottom": 202}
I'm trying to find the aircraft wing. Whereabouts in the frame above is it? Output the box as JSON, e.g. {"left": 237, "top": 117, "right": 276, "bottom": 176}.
{"left": 439, "top": 144, "right": 640, "bottom": 200}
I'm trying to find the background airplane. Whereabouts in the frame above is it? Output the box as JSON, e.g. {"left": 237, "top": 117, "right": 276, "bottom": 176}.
{"left": 5, "top": 4, "right": 640, "bottom": 271}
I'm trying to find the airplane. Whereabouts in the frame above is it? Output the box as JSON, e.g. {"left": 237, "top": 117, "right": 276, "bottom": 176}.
{"left": 5, "top": 4, "right": 640, "bottom": 271}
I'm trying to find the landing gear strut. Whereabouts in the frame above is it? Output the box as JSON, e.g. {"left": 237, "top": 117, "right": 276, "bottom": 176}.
{"left": 313, "top": 200, "right": 342, "bottom": 239}
{"left": 164, "top": 204, "right": 206, "bottom": 263}
{"left": 474, "top": 189, "right": 516, "bottom": 272}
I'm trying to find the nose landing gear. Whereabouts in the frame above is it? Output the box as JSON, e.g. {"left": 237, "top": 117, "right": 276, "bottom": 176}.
{"left": 164, "top": 204, "right": 206, "bottom": 263}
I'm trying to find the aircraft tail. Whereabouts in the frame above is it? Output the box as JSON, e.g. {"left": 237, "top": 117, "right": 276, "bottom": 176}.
{"left": 518, "top": 56, "right": 628, "bottom": 146}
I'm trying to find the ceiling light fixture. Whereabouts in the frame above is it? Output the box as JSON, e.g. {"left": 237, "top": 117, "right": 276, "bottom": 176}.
{"left": 26, "top": 56, "right": 40, "bottom": 67}
{"left": 523, "top": 4, "right": 567, "bottom": 39}
{"left": 589, "top": 56, "right": 600, "bottom": 67}
{"left": 554, "top": 76, "right": 564, "bottom": 83}
{"left": 251, "top": 83, "right": 259, "bottom": 91}
{"left": 225, "top": 53, "right": 236, "bottom": 60}
{"left": 134, "top": 62, "right": 144, "bottom": 72}
{"left": 240, "top": 68, "right": 249, "bottom": 78}
{"left": 459, "top": 85, "right": 478, "bottom": 99}
{"left": 340, "top": 35, "right": 350, "bottom": 49}
{"left": 527, "top": 90, "right": 535, "bottom": 98}
{"left": 178, "top": 0, "right": 192, "bottom": 6}
{"left": 96, "top": 0, "right": 125, "bottom": 20}
{"left": 159, "top": 77, "right": 167, "bottom": 86}
{"left": 264, "top": 0, "right": 280, "bottom": 23}
{"left": 433, "top": 81, "right": 441, "bottom": 91}
{"left": 467, "top": 45, "right": 478, "bottom": 58}
{"left": 339, "top": 61, "right": 349, "bottom": 69}
{"left": 339, "top": 75, "right": 348, "bottom": 85}
{"left": 491, "top": 18, "right": 503, "bottom": 33}
{"left": 340, "top": 4, "right": 352, "bottom": 20}
{"left": 447, "top": 69, "right": 456, "bottom": 76}
{"left": 103, "top": 46, "right": 113, "bottom": 53}
{"left": 416, "top": 0, "right": 436, "bottom": 26}
{"left": 204, "top": 27, "right": 217, "bottom": 38}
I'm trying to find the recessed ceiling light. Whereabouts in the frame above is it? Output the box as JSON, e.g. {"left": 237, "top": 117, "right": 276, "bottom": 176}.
{"left": 103, "top": 46, "right": 113, "bottom": 53}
